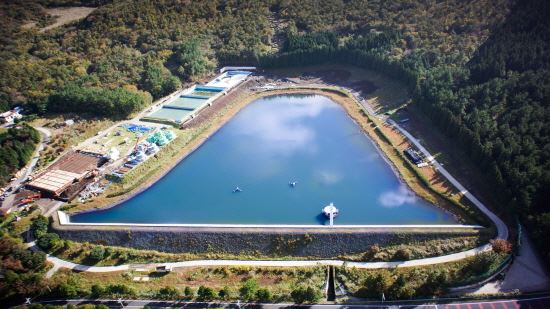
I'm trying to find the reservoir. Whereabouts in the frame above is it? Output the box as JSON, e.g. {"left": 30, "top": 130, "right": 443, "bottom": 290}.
{"left": 71, "top": 94, "right": 455, "bottom": 225}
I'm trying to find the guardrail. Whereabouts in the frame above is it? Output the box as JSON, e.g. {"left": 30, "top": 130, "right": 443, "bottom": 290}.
{"left": 448, "top": 254, "right": 513, "bottom": 292}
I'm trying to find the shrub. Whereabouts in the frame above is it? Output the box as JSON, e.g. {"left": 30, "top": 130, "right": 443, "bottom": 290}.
{"left": 184, "top": 286, "right": 194, "bottom": 299}
{"left": 90, "top": 284, "right": 105, "bottom": 298}
{"left": 104, "top": 247, "right": 114, "bottom": 257}
{"left": 363, "top": 244, "right": 381, "bottom": 260}
{"left": 255, "top": 288, "right": 272, "bottom": 302}
{"left": 417, "top": 270, "right": 448, "bottom": 296}
{"left": 37, "top": 233, "right": 60, "bottom": 250}
{"left": 157, "top": 286, "right": 180, "bottom": 299}
{"left": 239, "top": 278, "right": 259, "bottom": 300}
{"left": 465, "top": 252, "right": 497, "bottom": 275}
{"left": 31, "top": 215, "right": 49, "bottom": 238}
{"left": 358, "top": 272, "right": 393, "bottom": 298}
{"left": 197, "top": 285, "right": 215, "bottom": 301}
{"left": 106, "top": 284, "right": 135, "bottom": 297}
{"left": 491, "top": 239, "right": 513, "bottom": 254}
{"left": 389, "top": 274, "right": 415, "bottom": 299}
{"left": 218, "top": 286, "right": 231, "bottom": 300}
{"left": 89, "top": 246, "right": 105, "bottom": 262}
{"left": 57, "top": 282, "right": 80, "bottom": 298}
{"left": 291, "top": 286, "right": 321, "bottom": 304}
{"left": 393, "top": 248, "right": 412, "bottom": 261}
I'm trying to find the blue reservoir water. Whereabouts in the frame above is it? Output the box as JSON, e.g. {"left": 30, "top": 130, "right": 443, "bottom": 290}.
{"left": 72, "top": 94, "right": 455, "bottom": 225}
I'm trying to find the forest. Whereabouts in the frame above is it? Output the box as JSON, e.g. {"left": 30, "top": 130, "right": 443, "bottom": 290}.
{"left": 0, "top": 125, "right": 40, "bottom": 187}
{"left": 0, "top": 0, "right": 548, "bottom": 265}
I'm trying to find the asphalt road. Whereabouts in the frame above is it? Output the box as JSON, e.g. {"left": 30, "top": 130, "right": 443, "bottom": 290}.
{"left": 31, "top": 295, "right": 550, "bottom": 309}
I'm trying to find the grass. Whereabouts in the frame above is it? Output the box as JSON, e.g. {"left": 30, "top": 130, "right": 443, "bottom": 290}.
{"left": 79, "top": 125, "right": 141, "bottom": 157}
{"left": 8, "top": 207, "right": 41, "bottom": 237}
{"left": 338, "top": 235, "right": 491, "bottom": 262}
{"left": 268, "top": 64, "right": 409, "bottom": 113}
{"left": 48, "top": 233, "right": 487, "bottom": 266}
{"left": 30, "top": 115, "right": 116, "bottom": 170}
{"left": 50, "top": 265, "right": 326, "bottom": 301}
{"left": 337, "top": 252, "right": 509, "bottom": 300}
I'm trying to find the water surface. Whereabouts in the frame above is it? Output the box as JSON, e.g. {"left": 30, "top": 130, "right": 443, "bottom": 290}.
{"left": 72, "top": 94, "right": 455, "bottom": 225}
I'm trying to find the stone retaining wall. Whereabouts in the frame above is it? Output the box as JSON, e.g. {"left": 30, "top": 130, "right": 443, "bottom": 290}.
{"left": 52, "top": 223, "right": 481, "bottom": 257}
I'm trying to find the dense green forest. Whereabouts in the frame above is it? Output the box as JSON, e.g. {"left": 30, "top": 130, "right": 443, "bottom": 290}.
{"left": 415, "top": 0, "right": 550, "bottom": 263}
{"left": 0, "top": 0, "right": 548, "bottom": 265}
{"left": 0, "top": 125, "right": 40, "bottom": 187}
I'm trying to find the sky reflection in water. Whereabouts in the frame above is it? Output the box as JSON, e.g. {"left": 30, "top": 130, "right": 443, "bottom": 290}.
{"left": 72, "top": 94, "right": 455, "bottom": 225}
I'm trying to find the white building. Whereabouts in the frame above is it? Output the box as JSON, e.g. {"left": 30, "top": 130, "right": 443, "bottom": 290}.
{"left": 0, "top": 109, "right": 23, "bottom": 124}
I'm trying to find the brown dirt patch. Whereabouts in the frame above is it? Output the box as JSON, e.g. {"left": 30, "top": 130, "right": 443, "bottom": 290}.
{"left": 41, "top": 7, "right": 96, "bottom": 32}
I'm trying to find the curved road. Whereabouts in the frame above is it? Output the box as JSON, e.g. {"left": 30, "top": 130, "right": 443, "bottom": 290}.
{"left": 386, "top": 119, "right": 508, "bottom": 240}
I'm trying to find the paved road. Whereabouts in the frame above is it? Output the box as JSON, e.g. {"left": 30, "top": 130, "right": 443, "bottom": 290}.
{"left": 40, "top": 244, "right": 491, "bottom": 273}
{"left": 31, "top": 295, "right": 550, "bottom": 308}
{"left": 472, "top": 228, "right": 550, "bottom": 294}
{"left": 343, "top": 85, "right": 508, "bottom": 240}
{"left": 386, "top": 119, "right": 508, "bottom": 241}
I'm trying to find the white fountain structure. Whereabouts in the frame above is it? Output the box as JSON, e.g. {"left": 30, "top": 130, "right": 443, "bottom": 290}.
{"left": 322, "top": 202, "right": 339, "bottom": 227}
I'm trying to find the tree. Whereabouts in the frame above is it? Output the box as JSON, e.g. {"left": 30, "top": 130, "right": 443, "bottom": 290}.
{"left": 106, "top": 284, "right": 136, "bottom": 297}
{"left": 184, "top": 286, "right": 194, "bottom": 299}
{"left": 89, "top": 246, "right": 105, "bottom": 262}
{"left": 490, "top": 239, "right": 513, "bottom": 254}
{"left": 197, "top": 286, "right": 215, "bottom": 301}
{"left": 140, "top": 63, "right": 181, "bottom": 99}
{"left": 218, "top": 285, "right": 231, "bottom": 300}
{"left": 57, "top": 282, "right": 80, "bottom": 298}
{"left": 36, "top": 233, "right": 60, "bottom": 251}
{"left": 357, "top": 272, "right": 394, "bottom": 298}
{"left": 290, "top": 286, "right": 321, "bottom": 304}
{"left": 47, "top": 85, "right": 150, "bottom": 119}
{"left": 174, "top": 40, "right": 215, "bottom": 81}
{"left": 239, "top": 278, "right": 259, "bottom": 301}
{"left": 90, "top": 284, "right": 105, "bottom": 298}
{"left": 157, "top": 286, "right": 180, "bottom": 299}
{"left": 255, "top": 288, "right": 272, "bottom": 302}
{"left": 31, "top": 215, "right": 49, "bottom": 239}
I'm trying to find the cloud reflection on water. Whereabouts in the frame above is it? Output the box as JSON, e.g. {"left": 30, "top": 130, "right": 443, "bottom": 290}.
{"left": 234, "top": 97, "right": 331, "bottom": 155}
{"left": 378, "top": 185, "right": 417, "bottom": 208}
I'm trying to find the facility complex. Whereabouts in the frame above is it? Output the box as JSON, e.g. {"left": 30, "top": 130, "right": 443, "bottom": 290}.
{"left": 20, "top": 67, "right": 255, "bottom": 203}
{"left": 27, "top": 151, "right": 105, "bottom": 200}
{"left": 141, "top": 69, "right": 253, "bottom": 126}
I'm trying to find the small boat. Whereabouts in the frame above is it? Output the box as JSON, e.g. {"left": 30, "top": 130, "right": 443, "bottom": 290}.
{"left": 233, "top": 186, "right": 243, "bottom": 193}
{"left": 289, "top": 181, "right": 298, "bottom": 187}
{"left": 322, "top": 202, "right": 339, "bottom": 218}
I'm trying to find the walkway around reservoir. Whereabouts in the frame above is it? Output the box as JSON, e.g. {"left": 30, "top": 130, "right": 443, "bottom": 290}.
{"left": 386, "top": 119, "right": 509, "bottom": 241}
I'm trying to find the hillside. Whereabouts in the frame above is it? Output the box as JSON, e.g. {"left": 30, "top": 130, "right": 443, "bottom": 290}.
{"left": 0, "top": 0, "right": 549, "bottom": 263}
